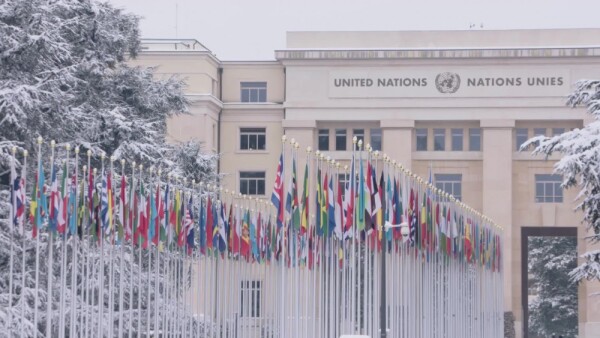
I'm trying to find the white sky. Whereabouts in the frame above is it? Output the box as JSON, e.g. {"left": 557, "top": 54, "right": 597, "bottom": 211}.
{"left": 108, "top": 0, "right": 600, "bottom": 60}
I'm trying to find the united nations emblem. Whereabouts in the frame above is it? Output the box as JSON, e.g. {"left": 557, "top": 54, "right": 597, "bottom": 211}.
{"left": 435, "top": 72, "right": 461, "bottom": 93}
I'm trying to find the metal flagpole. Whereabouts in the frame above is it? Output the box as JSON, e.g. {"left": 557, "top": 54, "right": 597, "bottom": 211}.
{"left": 58, "top": 145, "right": 70, "bottom": 338}
{"left": 108, "top": 157, "right": 116, "bottom": 338}
{"left": 128, "top": 162, "right": 136, "bottom": 338}
{"left": 46, "top": 140, "right": 57, "bottom": 338}
{"left": 19, "top": 149, "right": 28, "bottom": 338}
{"left": 70, "top": 147, "right": 80, "bottom": 336}
{"left": 33, "top": 137, "right": 43, "bottom": 338}
{"left": 98, "top": 153, "right": 106, "bottom": 338}
{"left": 8, "top": 147, "right": 17, "bottom": 336}
{"left": 154, "top": 172, "right": 162, "bottom": 336}
{"left": 118, "top": 159, "right": 126, "bottom": 338}
{"left": 146, "top": 167, "right": 154, "bottom": 337}
{"left": 136, "top": 164, "right": 143, "bottom": 338}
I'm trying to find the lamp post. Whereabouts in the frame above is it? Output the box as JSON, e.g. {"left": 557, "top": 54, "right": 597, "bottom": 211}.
{"left": 380, "top": 221, "right": 409, "bottom": 338}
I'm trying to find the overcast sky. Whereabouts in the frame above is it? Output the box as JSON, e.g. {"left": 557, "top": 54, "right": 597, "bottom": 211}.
{"left": 108, "top": 0, "right": 600, "bottom": 60}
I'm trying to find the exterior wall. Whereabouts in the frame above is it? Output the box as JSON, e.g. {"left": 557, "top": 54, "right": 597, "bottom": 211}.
{"left": 138, "top": 30, "right": 600, "bottom": 338}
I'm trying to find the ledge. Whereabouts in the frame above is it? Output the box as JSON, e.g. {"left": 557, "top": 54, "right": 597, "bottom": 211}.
{"left": 275, "top": 47, "right": 600, "bottom": 60}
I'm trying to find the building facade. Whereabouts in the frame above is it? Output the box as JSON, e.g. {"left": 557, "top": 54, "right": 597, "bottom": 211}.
{"left": 131, "top": 29, "right": 600, "bottom": 337}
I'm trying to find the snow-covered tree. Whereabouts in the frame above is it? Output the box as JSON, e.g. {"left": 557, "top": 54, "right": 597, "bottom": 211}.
{"left": 527, "top": 236, "right": 578, "bottom": 338}
{"left": 524, "top": 79, "right": 600, "bottom": 283}
{"left": 0, "top": 0, "right": 193, "bottom": 173}
{"left": 0, "top": 0, "right": 220, "bottom": 335}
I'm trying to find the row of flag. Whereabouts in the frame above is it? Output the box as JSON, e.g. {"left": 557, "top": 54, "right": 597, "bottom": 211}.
{"left": 8, "top": 145, "right": 502, "bottom": 272}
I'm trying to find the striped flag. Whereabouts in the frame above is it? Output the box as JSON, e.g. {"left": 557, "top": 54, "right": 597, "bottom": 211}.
{"left": 271, "top": 153, "right": 284, "bottom": 229}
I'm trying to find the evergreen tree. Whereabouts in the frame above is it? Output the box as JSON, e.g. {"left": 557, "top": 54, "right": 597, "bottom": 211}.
{"left": 525, "top": 79, "right": 600, "bottom": 282}
{"left": 527, "top": 236, "right": 578, "bottom": 338}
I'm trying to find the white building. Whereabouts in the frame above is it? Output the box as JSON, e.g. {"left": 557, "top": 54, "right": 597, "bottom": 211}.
{"left": 131, "top": 29, "right": 600, "bottom": 338}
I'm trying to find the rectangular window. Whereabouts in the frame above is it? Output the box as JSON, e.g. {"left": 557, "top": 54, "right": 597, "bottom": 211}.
{"left": 451, "top": 128, "right": 463, "bottom": 151}
{"left": 240, "top": 128, "right": 266, "bottom": 151}
{"left": 434, "top": 128, "right": 445, "bottom": 151}
{"left": 416, "top": 128, "right": 428, "bottom": 151}
{"left": 338, "top": 173, "right": 349, "bottom": 195}
{"left": 469, "top": 128, "right": 481, "bottom": 151}
{"left": 240, "top": 82, "right": 267, "bottom": 103}
{"left": 535, "top": 174, "right": 563, "bottom": 203}
{"left": 318, "top": 129, "right": 329, "bottom": 151}
{"left": 336, "top": 129, "right": 347, "bottom": 151}
{"left": 240, "top": 280, "right": 262, "bottom": 317}
{"left": 533, "top": 128, "right": 546, "bottom": 137}
{"left": 435, "top": 174, "right": 462, "bottom": 201}
{"left": 239, "top": 171, "right": 266, "bottom": 195}
{"left": 516, "top": 128, "right": 529, "bottom": 150}
{"left": 552, "top": 128, "right": 565, "bottom": 136}
{"left": 370, "top": 128, "right": 382, "bottom": 151}
{"left": 353, "top": 129, "right": 365, "bottom": 146}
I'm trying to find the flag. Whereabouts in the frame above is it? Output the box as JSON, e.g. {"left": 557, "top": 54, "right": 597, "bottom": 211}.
{"left": 241, "top": 209, "right": 250, "bottom": 259}
{"left": 231, "top": 204, "right": 240, "bottom": 255}
{"left": 49, "top": 164, "right": 59, "bottom": 233}
{"left": 161, "top": 185, "right": 169, "bottom": 243}
{"left": 149, "top": 186, "right": 157, "bottom": 245}
{"left": 137, "top": 183, "right": 148, "bottom": 248}
{"left": 100, "top": 170, "right": 109, "bottom": 235}
{"left": 12, "top": 158, "right": 26, "bottom": 235}
{"left": 198, "top": 198, "right": 206, "bottom": 254}
{"left": 357, "top": 155, "right": 366, "bottom": 232}
{"left": 291, "top": 157, "right": 300, "bottom": 230}
{"left": 250, "top": 210, "right": 259, "bottom": 260}
{"left": 186, "top": 196, "right": 195, "bottom": 253}
{"left": 300, "top": 162, "right": 309, "bottom": 235}
{"left": 334, "top": 180, "right": 343, "bottom": 240}
{"left": 343, "top": 155, "right": 355, "bottom": 238}
{"left": 271, "top": 153, "right": 284, "bottom": 229}
{"left": 328, "top": 175, "right": 335, "bottom": 237}
{"left": 119, "top": 174, "right": 126, "bottom": 242}
{"left": 205, "top": 198, "right": 214, "bottom": 251}
{"left": 68, "top": 174, "right": 77, "bottom": 236}
{"left": 316, "top": 168, "right": 323, "bottom": 237}
{"left": 216, "top": 202, "right": 228, "bottom": 252}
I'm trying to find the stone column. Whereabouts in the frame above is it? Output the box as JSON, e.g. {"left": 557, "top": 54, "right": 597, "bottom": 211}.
{"left": 481, "top": 119, "right": 516, "bottom": 335}
{"left": 380, "top": 119, "right": 414, "bottom": 170}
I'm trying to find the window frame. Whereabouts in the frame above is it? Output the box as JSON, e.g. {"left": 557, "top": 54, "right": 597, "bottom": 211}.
{"left": 534, "top": 174, "right": 563, "bottom": 203}
{"left": 240, "top": 81, "right": 267, "bottom": 103}
{"left": 433, "top": 128, "right": 446, "bottom": 151}
{"left": 451, "top": 128, "right": 463, "bottom": 151}
{"left": 516, "top": 128, "right": 529, "bottom": 151}
{"left": 239, "top": 127, "right": 267, "bottom": 151}
{"left": 416, "top": 128, "right": 428, "bottom": 151}
{"left": 370, "top": 128, "right": 382, "bottom": 151}
{"left": 469, "top": 128, "right": 481, "bottom": 151}
{"left": 434, "top": 173, "right": 462, "bottom": 201}
{"left": 318, "top": 129, "right": 330, "bottom": 151}
{"left": 239, "top": 171, "right": 266, "bottom": 196}
{"left": 335, "top": 129, "right": 347, "bottom": 151}
{"left": 240, "top": 280, "right": 262, "bottom": 318}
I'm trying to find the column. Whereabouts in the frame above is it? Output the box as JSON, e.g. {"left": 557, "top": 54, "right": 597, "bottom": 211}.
{"left": 381, "top": 119, "right": 414, "bottom": 170}
{"left": 481, "top": 120, "right": 515, "bottom": 335}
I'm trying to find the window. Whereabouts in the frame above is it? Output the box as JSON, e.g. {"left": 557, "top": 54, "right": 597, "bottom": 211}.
{"left": 353, "top": 129, "right": 365, "bottom": 146}
{"left": 240, "top": 280, "right": 262, "bottom": 317}
{"left": 239, "top": 172, "right": 266, "bottom": 195}
{"left": 336, "top": 129, "right": 347, "bottom": 151}
{"left": 240, "top": 82, "right": 267, "bottom": 103}
{"left": 535, "top": 174, "right": 563, "bottom": 203}
{"left": 451, "top": 128, "right": 463, "bottom": 151}
{"left": 416, "top": 128, "right": 428, "bottom": 151}
{"left": 435, "top": 174, "right": 462, "bottom": 201}
{"left": 370, "top": 128, "right": 382, "bottom": 151}
{"left": 552, "top": 128, "right": 565, "bottom": 136}
{"left": 338, "top": 173, "right": 349, "bottom": 194}
{"left": 533, "top": 128, "right": 546, "bottom": 137}
{"left": 318, "top": 129, "right": 329, "bottom": 151}
{"left": 469, "top": 128, "right": 481, "bottom": 151}
{"left": 433, "top": 128, "right": 445, "bottom": 151}
{"left": 240, "top": 128, "right": 266, "bottom": 150}
{"left": 516, "top": 128, "right": 529, "bottom": 150}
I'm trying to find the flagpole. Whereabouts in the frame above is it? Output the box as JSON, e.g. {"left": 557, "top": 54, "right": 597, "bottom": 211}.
{"left": 46, "top": 140, "right": 57, "bottom": 338}
{"left": 108, "top": 156, "right": 116, "bottom": 338}
{"left": 8, "top": 147, "right": 17, "bottom": 336}
{"left": 58, "top": 144, "right": 70, "bottom": 338}
{"left": 136, "top": 163, "right": 143, "bottom": 338}
{"left": 31, "top": 138, "right": 41, "bottom": 338}
{"left": 20, "top": 149, "right": 28, "bottom": 338}
{"left": 117, "top": 159, "right": 126, "bottom": 338}
{"left": 70, "top": 147, "right": 79, "bottom": 336}
{"left": 279, "top": 134, "right": 287, "bottom": 338}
